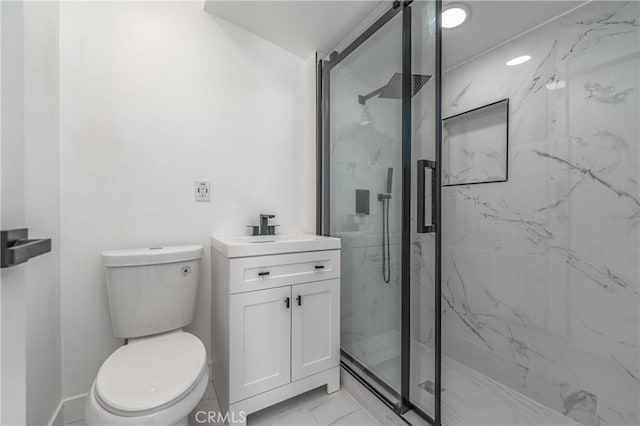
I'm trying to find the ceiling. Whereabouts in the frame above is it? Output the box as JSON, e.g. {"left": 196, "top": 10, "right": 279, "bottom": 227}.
{"left": 204, "top": 1, "right": 585, "bottom": 67}
{"left": 203, "top": 1, "right": 383, "bottom": 59}
{"left": 443, "top": 1, "right": 584, "bottom": 70}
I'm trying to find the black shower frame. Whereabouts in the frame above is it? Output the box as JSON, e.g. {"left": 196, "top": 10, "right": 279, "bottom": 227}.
{"left": 316, "top": 1, "right": 442, "bottom": 425}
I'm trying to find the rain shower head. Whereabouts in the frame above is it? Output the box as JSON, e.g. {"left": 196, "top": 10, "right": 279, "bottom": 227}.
{"left": 358, "top": 73, "right": 431, "bottom": 105}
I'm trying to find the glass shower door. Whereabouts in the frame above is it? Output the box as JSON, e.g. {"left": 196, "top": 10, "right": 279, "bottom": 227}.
{"left": 322, "top": 2, "right": 441, "bottom": 422}
{"left": 325, "top": 7, "right": 404, "bottom": 407}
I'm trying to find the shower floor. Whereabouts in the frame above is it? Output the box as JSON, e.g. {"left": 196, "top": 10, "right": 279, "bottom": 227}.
{"left": 344, "top": 332, "right": 583, "bottom": 426}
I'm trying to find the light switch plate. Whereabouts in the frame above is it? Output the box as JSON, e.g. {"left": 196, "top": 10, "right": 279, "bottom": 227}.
{"left": 194, "top": 180, "right": 210, "bottom": 202}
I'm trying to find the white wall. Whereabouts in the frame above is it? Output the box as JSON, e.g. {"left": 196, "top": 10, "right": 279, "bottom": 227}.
{"left": 59, "top": 1, "right": 312, "bottom": 398}
{"left": 300, "top": 52, "right": 317, "bottom": 235}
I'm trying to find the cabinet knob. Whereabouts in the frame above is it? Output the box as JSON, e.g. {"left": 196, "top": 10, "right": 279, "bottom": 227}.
{"left": 297, "top": 295, "right": 302, "bottom": 306}
{"left": 258, "top": 271, "right": 270, "bottom": 277}
{"left": 314, "top": 265, "right": 325, "bottom": 270}
{"left": 284, "top": 297, "right": 290, "bottom": 309}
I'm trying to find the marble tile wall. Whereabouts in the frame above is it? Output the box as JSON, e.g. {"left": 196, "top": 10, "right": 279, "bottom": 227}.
{"left": 440, "top": 2, "right": 640, "bottom": 424}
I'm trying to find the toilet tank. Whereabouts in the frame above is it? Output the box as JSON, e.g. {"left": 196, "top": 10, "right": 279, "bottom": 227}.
{"left": 102, "top": 245, "right": 204, "bottom": 338}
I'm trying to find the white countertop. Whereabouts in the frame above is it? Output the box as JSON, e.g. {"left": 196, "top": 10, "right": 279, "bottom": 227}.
{"left": 211, "top": 233, "right": 341, "bottom": 258}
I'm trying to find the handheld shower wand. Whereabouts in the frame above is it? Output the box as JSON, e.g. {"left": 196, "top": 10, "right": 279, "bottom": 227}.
{"left": 378, "top": 168, "right": 393, "bottom": 285}
{"left": 385, "top": 167, "right": 393, "bottom": 194}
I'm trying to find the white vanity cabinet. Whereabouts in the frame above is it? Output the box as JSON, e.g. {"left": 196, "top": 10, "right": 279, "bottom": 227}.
{"left": 211, "top": 234, "right": 341, "bottom": 425}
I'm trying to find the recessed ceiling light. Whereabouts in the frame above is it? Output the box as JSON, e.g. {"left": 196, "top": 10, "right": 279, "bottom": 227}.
{"left": 506, "top": 55, "right": 532, "bottom": 66}
{"left": 442, "top": 4, "right": 469, "bottom": 29}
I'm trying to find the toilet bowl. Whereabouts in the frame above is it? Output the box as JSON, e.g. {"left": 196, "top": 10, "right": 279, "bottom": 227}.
{"left": 85, "top": 245, "right": 207, "bottom": 426}
{"left": 85, "top": 330, "right": 208, "bottom": 426}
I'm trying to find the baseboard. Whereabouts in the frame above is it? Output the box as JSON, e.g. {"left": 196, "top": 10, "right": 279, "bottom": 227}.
{"left": 47, "top": 393, "right": 88, "bottom": 426}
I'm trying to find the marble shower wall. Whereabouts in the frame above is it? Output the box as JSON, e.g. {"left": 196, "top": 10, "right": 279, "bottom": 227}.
{"left": 441, "top": 2, "right": 640, "bottom": 425}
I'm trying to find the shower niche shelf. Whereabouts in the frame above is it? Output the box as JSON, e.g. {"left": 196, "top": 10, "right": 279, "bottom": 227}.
{"left": 442, "top": 98, "right": 509, "bottom": 186}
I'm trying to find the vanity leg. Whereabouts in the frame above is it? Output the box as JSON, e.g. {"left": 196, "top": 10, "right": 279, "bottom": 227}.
{"left": 326, "top": 368, "right": 340, "bottom": 394}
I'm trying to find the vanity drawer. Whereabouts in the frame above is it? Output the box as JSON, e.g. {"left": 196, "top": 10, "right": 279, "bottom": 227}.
{"left": 229, "top": 250, "right": 340, "bottom": 294}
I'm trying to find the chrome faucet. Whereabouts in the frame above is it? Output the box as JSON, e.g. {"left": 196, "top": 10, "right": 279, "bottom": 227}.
{"left": 246, "top": 214, "right": 278, "bottom": 236}
{"left": 259, "top": 214, "right": 275, "bottom": 235}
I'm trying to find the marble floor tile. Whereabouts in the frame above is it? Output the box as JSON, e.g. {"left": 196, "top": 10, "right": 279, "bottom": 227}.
{"left": 332, "top": 409, "right": 380, "bottom": 426}
{"left": 247, "top": 387, "right": 341, "bottom": 425}
{"left": 307, "top": 391, "right": 364, "bottom": 425}
{"left": 252, "top": 408, "right": 320, "bottom": 426}
{"left": 189, "top": 393, "right": 222, "bottom": 426}
{"left": 239, "top": 385, "right": 378, "bottom": 426}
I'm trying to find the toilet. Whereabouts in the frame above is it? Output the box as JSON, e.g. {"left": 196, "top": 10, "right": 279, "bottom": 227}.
{"left": 85, "top": 245, "right": 208, "bottom": 426}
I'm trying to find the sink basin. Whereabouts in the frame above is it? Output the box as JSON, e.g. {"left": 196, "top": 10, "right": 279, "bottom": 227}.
{"left": 211, "top": 233, "right": 341, "bottom": 258}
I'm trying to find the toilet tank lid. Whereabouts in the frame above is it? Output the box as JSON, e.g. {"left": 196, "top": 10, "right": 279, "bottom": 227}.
{"left": 102, "top": 245, "right": 204, "bottom": 267}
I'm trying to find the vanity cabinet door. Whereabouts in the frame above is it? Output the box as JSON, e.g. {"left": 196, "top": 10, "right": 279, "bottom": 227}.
{"left": 229, "top": 286, "right": 291, "bottom": 403}
{"left": 291, "top": 279, "right": 340, "bottom": 381}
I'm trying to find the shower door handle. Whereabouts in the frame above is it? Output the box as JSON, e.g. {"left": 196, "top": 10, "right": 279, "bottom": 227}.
{"left": 417, "top": 160, "right": 437, "bottom": 233}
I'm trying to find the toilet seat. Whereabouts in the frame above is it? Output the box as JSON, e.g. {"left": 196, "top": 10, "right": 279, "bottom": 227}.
{"left": 95, "top": 331, "right": 206, "bottom": 416}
